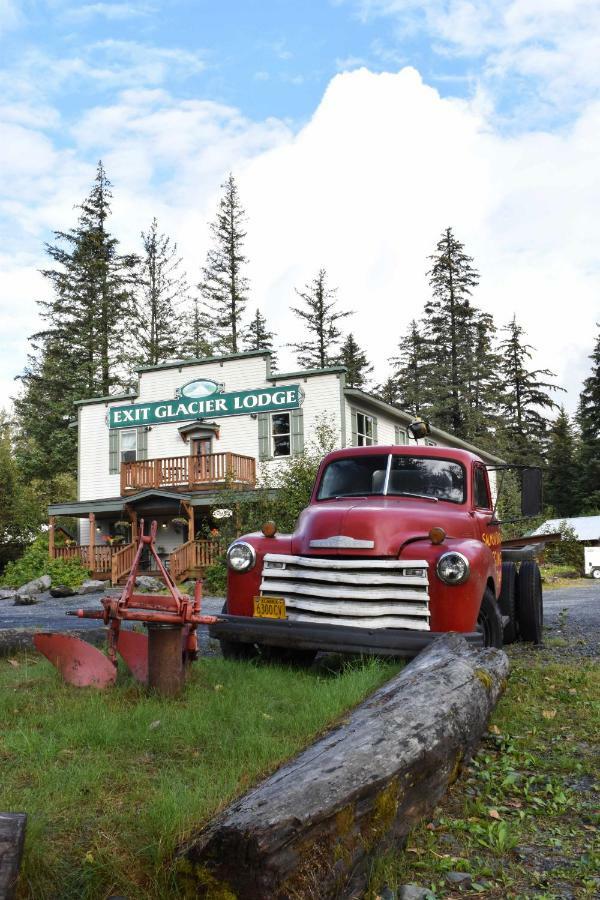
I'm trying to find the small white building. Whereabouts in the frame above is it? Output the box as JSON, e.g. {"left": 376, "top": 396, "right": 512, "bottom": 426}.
{"left": 49, "top": 350, "right": 504, "bottom": 582}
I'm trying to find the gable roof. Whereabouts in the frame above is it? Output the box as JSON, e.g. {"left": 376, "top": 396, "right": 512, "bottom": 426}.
{"left": 531, "top": 516, "right": 600, "bottom": 541}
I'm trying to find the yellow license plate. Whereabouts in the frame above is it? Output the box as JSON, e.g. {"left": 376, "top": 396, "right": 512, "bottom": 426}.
{"left": 253, "top": 596, "right": 286, "bottom": 619}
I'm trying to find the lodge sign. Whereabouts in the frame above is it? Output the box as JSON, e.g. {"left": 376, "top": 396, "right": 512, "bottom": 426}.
{"left": 108, "top": 382, "right": 303, "bottom": 429}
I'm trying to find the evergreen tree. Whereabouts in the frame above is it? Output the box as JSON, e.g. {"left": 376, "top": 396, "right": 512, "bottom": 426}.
{"left": 545, "top": 407, "right": 578, "bottom": 517}
{"left": 181, "top": 297, "right": 214, "bottom": 360}
{"left": 289, "top": 268, "right": 352, "bottom": 369}
{"left": 337, "top": 333, "right": 373, "bottom": 389}
{"left": 423, "top": 227, "right": 480, "bottom": 436}
{"left": 577, "top": 324, "right": 600, "bottom": 512}
{"left": 374, "top": 377, "right": 401, "bottom": 407}
{"left": 244, "top": 308, "right": 277, "bottom": 368}
{"left": 14, "top": 162, "right": 137, "bottom": 476}
{"left": 463, "top": 310, "right": 504, "bottom": 447}
{"left": 389, "top": 320, "right": 431, "bottom": 418}
{"left": 199, "top": 173, "right": 249, "bottom": 354}
{"left": 136, "top": 218, "right": 188, "bottom": 366}
{"left": 497, "top": 315, "right": 563, "bottom": 465}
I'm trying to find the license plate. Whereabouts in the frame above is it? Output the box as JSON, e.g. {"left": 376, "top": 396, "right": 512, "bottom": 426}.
{"left": 253, "top": 596, "right": 286, "bottom": 619}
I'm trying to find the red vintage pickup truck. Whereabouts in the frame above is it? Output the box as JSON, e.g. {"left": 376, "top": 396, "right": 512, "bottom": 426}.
{"left": 210, "top": 443, "right": 543, "bottom": 661}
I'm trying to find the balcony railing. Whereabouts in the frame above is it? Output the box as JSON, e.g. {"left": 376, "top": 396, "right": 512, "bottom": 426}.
{"left": 52, "top": 544, "right": 115, "bottom": 573}
{"left": 120, "top": 452, "right": 256, "bottom": 495}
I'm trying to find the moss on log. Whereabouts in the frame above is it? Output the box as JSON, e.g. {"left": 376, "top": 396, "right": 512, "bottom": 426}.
{"left": 178, "top": 633, "right": 509, "bottom": 899}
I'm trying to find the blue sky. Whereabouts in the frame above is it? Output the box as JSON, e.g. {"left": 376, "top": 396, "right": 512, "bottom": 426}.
{"left": 1, "top": 0, "right": 599, "bottom": 409}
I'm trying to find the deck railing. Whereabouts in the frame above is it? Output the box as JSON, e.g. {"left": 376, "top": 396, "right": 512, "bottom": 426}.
{"left": 169, "top": 540, "right": 224, "bottom": 582}
{"left": 110, "top": 542, "right": 136, "bottom": 585}
{"left": 52, "top": 544, "right": 115, "bottom": 573}
{"left": 120, "top": 452, "right": 256, "bottom": 494}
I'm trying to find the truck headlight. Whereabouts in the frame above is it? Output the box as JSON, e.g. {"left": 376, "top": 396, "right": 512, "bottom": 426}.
{"left": 226, "top": 541, "right": 256, "bottom": 573}
{"left": 436, "top": 551, "right": 470, "bottom": 585}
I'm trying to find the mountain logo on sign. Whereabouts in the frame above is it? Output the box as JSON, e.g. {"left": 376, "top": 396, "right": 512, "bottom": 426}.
{"left": 177, "top": 379, "right": 224, "bottom": 400}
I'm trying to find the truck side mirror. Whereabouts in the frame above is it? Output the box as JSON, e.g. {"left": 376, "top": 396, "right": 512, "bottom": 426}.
{"left": 521, "top": 468, "right": 543, "bottom": 517}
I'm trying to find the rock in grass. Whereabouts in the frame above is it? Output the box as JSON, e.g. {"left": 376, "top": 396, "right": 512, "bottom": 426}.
{"left": 16, "top": 575, "right": 51, "bottom": 595}
{"left": 78, "top": 580, "right": 109, "bottom": 595}
{"left": 135, "top": 576, "right": 163, "bottom": 592}
{"left": 0, "top": 589, "right": 16, "bottom": 601}
{"left": 446, "top": 871, "right": 472, "bottom": 888}
{"left": 399, "top": 886, "right": 435, "bottom": 900}
{"left": 50, "top": 585, "right": 78, "bottom": 598}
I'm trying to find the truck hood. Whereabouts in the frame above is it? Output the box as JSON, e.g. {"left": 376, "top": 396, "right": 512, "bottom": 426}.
{"left": 292, "top": 498, "right": 473, "bottom": 557}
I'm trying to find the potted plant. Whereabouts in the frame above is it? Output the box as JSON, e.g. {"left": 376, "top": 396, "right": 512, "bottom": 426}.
{"left": 171, "top": 516, "right": 189, "bottom": 534}
{"left": 114, "top": 520, "right": 131, "bottom": 536}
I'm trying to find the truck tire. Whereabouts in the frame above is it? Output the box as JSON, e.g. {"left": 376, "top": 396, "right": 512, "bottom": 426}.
{"left": 498, "top": 561, "right": 518, "bottom": 644}
{"left": 218, "top": 602, "right": 258, "bottom": 661}
{"left": 592, "top": 568, "right": 600, "bottom": 580}
{"left": 477, "top": 588, "right": 504, "bottom": 649}
{"left": 517, "top": 561, "right": 543, "bottom": 644}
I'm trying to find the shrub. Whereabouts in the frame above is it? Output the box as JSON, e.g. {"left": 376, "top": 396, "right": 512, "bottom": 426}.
{"left": 202, "top": 555, "right": 227, "bottom": 597}
{"left": 539, "top": 521, "right": 583, "bottom": 571}
{"left": 0, "top": 535, "right": 89, "bottom": 589}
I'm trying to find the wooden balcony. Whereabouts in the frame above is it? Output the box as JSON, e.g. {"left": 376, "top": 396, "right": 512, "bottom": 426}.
{"left": 120, "top": 452, "right": 256, "bottom": 495}
{"left": 53, "top": 544, "right": 115, "bottom": 574}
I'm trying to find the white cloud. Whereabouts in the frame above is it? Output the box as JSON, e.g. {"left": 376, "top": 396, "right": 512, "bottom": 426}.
{"left": 0, "top": 0, "right": 21, "bottom": 35}
{"left": 1, "top": 67, "right": 599, "bottom": 414}
{"left": 62, "top": 2, "right": 153, "bottom": 22}
{"left": 348, "top": 1, "right": 600, "bottom": 112}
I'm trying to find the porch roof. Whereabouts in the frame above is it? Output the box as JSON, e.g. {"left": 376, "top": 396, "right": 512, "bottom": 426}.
{"left": 48, "top": 487, "right": 275, "bottom": 518}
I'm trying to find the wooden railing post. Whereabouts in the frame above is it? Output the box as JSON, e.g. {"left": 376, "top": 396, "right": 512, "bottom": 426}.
{"left": 88, "top": 513, "right": 96, "bottom": 573}
{"left": 48, "top": 516, "right": 56, "bottom": 560}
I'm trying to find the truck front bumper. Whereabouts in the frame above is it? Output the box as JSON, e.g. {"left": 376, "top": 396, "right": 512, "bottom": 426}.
{"left": 209, "top": 615, "right": 483, "bottom": 658}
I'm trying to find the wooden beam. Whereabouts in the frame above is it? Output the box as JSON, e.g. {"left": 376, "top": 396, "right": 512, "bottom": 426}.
{"left": 88, "top": 513, "right": 95, "bottom": 572}
{"left": 178, "top": 634, "right": 509, "bottom": 899}
{"left": 0, "top": 812, "right": 27, "bottom": 900}
{"left": 181, "top": 501, "right": 195, "bottom": 543}
{"left": 48, "top": 515, "right": 56, "bottom": 559}
{"left": 125, "top": 505, "right": 138, "bottom": 542}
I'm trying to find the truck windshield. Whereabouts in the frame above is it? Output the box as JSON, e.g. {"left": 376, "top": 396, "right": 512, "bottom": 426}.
{"left": 317, "top": 455, "right": 466, "bottom": 503}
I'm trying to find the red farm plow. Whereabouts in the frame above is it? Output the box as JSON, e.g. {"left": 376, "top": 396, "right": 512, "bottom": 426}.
{"left": 34, "top": 520, "right": 217, "bottom": 696}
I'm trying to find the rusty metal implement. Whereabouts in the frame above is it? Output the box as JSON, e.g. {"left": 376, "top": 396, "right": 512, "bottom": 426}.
{"left": 34, "top": 519, "right": 217, "bottom": 695}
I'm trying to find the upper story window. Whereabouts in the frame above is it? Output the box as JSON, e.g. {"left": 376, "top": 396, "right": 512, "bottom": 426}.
{"left": 272, "top": 412, "right": 291, "bottom": 457}
{"left": 120, "top": 429, "right": 138, "bottom": 463}
{"left": 394, "top": 425, "right": 408, "bottom": 445}
{"left": 473, "top": 465, "right": 492, "bottom": 509}
{"left": 356, "top": 412, "right": 376, "bottom": 446}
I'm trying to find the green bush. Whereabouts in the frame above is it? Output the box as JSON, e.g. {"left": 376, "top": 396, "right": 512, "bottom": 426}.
{"left": 202, "top": 555, "right": 227, "bottom": 597}
{"left": 0, "top": 535, "right": 90, "bottom": 589}
{"left": 539, "top": 521, "right": 583, "bottom": 571}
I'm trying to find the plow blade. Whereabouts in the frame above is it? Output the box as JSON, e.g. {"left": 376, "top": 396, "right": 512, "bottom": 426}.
{"left": 117, "top": 630, "right": 149, "bottom": 684}
{"left": 34, "top": 634, "right": 117, "bottom": 688}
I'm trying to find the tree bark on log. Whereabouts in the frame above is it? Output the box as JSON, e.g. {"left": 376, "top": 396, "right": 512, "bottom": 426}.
{"left": 0, "top": 813, "right": 26, "bottom": 900}
{"left": 177, "top": 634, "right": 509, "bottom": 899}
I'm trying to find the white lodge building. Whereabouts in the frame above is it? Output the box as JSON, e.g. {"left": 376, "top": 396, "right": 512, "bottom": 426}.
{"left": 49, "top": 350, "right": 504, "bottom": 584}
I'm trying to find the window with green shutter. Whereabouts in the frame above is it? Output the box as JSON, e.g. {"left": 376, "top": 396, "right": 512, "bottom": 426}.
{"left": 258, "top": 413, "right": 270, "bottom": 460}
{"left": 109, "top": 430, "right": 119, "bottom": 475}
{"left": 137, "top": 427, "right": 148, "bottom": 460}
{"left": 291, "top": 408, "right": 304, "bottom": 456}
{"left": 394, "top": 425, "right": 408, "bottom": 445}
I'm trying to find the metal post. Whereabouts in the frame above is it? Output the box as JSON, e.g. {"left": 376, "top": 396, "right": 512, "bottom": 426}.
{"left": 146, "top": 624, "right": 184, "bottom": 697}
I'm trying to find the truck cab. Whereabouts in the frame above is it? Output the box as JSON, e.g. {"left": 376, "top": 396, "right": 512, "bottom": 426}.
{"left": 210, "top": 445, "right": 541, "bottom": 659}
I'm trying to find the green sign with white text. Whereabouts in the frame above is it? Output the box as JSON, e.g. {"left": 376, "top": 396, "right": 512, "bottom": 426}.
{"left": 108, "top": 381, "right": 303, "bottom": 429}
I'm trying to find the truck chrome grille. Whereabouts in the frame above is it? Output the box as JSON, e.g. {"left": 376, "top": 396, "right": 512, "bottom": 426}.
{"left": 260, "top": 554, "right": 430, "bottom": 631}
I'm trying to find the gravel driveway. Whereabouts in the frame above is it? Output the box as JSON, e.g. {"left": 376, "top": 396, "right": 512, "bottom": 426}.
{"left": 1, "top": 581, "right": 597, "bottom": 657}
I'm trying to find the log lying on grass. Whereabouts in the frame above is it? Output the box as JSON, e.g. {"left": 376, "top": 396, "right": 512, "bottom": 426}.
{"left": 177, "top": 634, "right": 509, "bottom": 899}
{"left": 0, "top": 813, "right": 27, "bottom": 900}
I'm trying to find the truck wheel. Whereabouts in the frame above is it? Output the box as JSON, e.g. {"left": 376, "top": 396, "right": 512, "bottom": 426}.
{"left": 592, "top": 568, "right": 600, "bottom": 580}
{"left": 517, "top": 561, "right": 543, "bottom": 644}
{"left": 477, "top": 588, "right": 504, "bottom": 649}
{"left": 218, "top": 601, "right": 258, "bottom": 661}
{"left": 498, "top": 562, "right": 518, "bottom": 644}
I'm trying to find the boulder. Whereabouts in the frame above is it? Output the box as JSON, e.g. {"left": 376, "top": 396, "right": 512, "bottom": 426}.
{"left": 16, "top": 575, "right": 51, "bottom": 595}
{"left": 135, "top": 576, "right": 163, "bottom": 592}
{"left": 399, "top": 887, "right": 435, "bottom": 900}
{"left": 78, "top": 580, "right": 108, "bottom": 595}
{"left": 49, "top": 585, "right": 78, "bottom": 598}
{"left": 14, "top": 593, "right": 39, "bottom": 606}
{"left": 0, "top": 589, "right": 16, "bottom": 601}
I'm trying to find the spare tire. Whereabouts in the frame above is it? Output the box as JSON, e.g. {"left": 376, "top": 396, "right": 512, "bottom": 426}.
{"left": 517, "top": 560, "right": 543, "bottom": 644}
{"left": 498, "top": 561, "right": 518, "bottom": 644}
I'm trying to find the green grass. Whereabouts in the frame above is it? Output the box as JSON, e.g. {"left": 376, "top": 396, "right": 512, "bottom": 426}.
{"left": 368, "top": 651, "right": 600, "bottom": 899}
{"left": 0, "top": 651, "right": 400, "bottom": 899}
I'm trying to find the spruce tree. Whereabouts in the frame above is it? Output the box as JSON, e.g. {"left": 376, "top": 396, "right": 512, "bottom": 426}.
{"left": 463, "top": 310, "right": 504, "bottom": 448}
{"left": 289, "top": 268, "right": 352, "bottom": 369}
{"left": 199, "top": 173, "right": 249, "bottom": 354}
{"left": 337, "top": 333, "right": 373, "bottom": 389}
{"left": 14, "top": 162, "right": 137, "bottom": 477}
{"left": 136, "top": 218, "right": 188, "bottom": 366}
{"left": 389, "top": 320, "right": 431, "bottom": 418}
{"left": 577, "top": 324, "right": 600, "bottom": 512}
{"left": 545, "top": 407, "right": 578, "bottom": 517}
{"left": 244, "top": 308, "right": 277, "bottom": 367}
{"left": 497, "top": 315, "right": 563, "bottom": 465}
{"left": 181, "top": 297, "right": 214, "bottom": 360}
{"left": 424, "top": 227, "right": 480, "bottom": 436}
{"left": 374, "top": 377, "right": 401, "bottom": 407}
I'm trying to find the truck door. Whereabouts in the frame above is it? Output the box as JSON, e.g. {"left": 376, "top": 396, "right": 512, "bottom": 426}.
{"left": 473, "top": 464, "right": 501, "bottom": 586}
